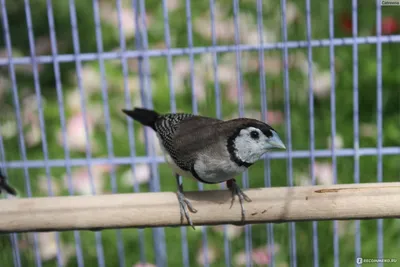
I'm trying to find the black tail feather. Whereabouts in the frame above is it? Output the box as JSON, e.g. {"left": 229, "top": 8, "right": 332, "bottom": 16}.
{"left": 122, "top": 108, "right": 160, "bottom": 130}
{"left": 0, "top": 171, "right": 17, "bottom": 196}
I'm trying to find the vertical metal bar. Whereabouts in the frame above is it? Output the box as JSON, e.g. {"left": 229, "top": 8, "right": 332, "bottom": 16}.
{"left": 375, "top": 1, "right": 383, "bottom": 266}
{"left": 23, "top": 0, "right": 64, "bottom": 265}
{"left": 68, "top": 0, "right": 106, "bottom": 266}
{"left": 328, "top": 0, "right": 339, "bottom": 266}
{"left": 136, "top": 0, "right": 167, "bottom": 265}
{"left": 352, "top": 0, "right": 360, "bottom": 265}
{"left": 305, "top": 1, "right": 319, "bottom": 267}
{"left": 46, "top": 0, "right": 85, "bottom": 265}
{"left": 209, "top": 0, "right": 222, "bottom": 121}
{"left": 91, "top": 0, "right": 126, "bottom": 266}
{"left": 0, "top": 135, "right": 22, "bottom": 267}
{"left": 0, "top": 1, "right": 43, "bottom": 266}
{"left": 279, "top": 0, "right": 297, "bottom": 267}
{"left": 185, "top": 0, "right": 198, "bottom": 115}
{"left": 161, "top": 0, "right": 177, "bottom": 113}
{"left": 117, "top": 0, "right": 147, "bottom": 262}
{"left": 184, "top": 0, "right": 210, "bottom": 265}
{"left": 10, "top": 233, "right": 22, "bottom": 267}
{"left": 161, "top": 0, "right": 189, "bottom": 266}
{"left": 232, "top": 1, "right": 253, "bottom": 266}
{"left": 255, "top": 1, "right": 275, "bottom": 266}
{"left": 209, "top": 0, "right": 231, "bottom": 266}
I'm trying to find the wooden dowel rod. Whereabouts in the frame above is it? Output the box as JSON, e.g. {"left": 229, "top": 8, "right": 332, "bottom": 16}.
{"left": 0, "top": 182, "right": 399, "bottom": 233}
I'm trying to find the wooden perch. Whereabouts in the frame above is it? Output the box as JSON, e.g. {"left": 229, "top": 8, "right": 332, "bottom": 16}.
{"left": 0, "top": 182, "right": 399, "bottom": 233}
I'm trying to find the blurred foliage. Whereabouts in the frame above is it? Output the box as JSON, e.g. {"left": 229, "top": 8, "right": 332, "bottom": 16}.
{"left": 0, "top": 0, "right": 399, "bottom": 267}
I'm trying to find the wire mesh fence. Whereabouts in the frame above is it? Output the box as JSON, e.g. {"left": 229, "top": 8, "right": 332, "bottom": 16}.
{"left": 0, "top": 0, "right": 399, "bottom": 266}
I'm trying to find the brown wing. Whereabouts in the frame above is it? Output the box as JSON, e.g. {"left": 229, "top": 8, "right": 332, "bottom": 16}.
{"left": 162, "top": 116, "right": 224, "bottom": 172}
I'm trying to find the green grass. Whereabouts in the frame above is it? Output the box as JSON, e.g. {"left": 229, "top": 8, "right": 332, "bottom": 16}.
{"left": 0, "top": 0, "right": 399, "bottom": 266}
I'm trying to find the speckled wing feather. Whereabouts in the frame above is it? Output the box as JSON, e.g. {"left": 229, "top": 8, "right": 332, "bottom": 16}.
{"left": 154, "top": 114, "right": 223, "bottom": 172}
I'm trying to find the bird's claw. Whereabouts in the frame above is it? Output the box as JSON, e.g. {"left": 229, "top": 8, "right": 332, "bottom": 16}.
{"left": 177, "top": 191, "right": 197, "bottom": 229}
{"left": 229, "top": 180, "right": 252, "bottom": 221}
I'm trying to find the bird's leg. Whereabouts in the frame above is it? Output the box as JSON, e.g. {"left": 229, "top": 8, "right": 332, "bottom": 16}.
{"left": 175, "top": 174, "right": 197, "bottom": 229}
{"left": 226, "top": 178, "right": 252, "bottom": 221}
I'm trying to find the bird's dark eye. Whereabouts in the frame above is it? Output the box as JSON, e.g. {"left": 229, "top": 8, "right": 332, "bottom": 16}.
{"left": 265, "top": 130, "right": 272, "bottom": 138}
{"left": 250, "top": 130, "right": 259, "bottom": 139}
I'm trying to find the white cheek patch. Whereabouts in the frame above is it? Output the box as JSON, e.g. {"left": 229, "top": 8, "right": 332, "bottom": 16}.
{"left": 234, "top": 128, "right": 267, "bottom": 163}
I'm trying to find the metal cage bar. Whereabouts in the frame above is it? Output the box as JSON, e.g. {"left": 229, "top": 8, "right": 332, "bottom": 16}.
{"left": 0, "top": 36, "right": 399, "bottom": 66}
{"left": 375, "top": 1, "right": 384, "bottom": 266}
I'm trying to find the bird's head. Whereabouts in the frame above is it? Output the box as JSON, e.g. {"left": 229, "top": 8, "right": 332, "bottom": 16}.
{"left": 225, "top": 119, "right": 286, "bottom": 166}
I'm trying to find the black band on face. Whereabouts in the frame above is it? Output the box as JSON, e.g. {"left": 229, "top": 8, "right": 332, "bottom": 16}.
{"left": 227, "top": 129, "right": 254, "bottom": 168}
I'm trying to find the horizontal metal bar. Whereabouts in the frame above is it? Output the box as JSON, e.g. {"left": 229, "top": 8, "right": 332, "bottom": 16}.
{"left": 1, "top": 182, "right": 400, "bottom": 232}
{"left": 0, "top": 35, "right": 399, "bottom": 66}
{"left": 2, "top": 147, "right": 399, "bottom": 169}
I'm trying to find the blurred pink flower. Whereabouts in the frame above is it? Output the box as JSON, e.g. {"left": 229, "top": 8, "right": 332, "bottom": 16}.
{"left": 194, "top": 6, "right": 235, "bottom": 41}
{"left": 286, "top": 2, "right": 300, "bottom": 25}
{"left": 193, "top": 77, "right": 206, "bottom": 102}
{"left": 34, "top": 36, "right": 52, "bottom": 56}
{"left": 327, "top": 134, "right": 344, "bottom": 149}
{"left": 65, "top": 90, "right": 83, "bottom": 112}
{"left": 38, "top": 175, "right": 61, "bottom": 196}
{"left": 172, "top": 58, "right": 190, "bottom": 93}
{"left": 313, "top": 162, "right": 334, "bottom": 185}
{"left": 166, "top": 0, "right": 180, "bottom": 11}
{"left": 360, "top": 123, "right": 377, "bottom": 138}
{"left": 25, "top": 122, "right": 41, "bottom": 147}
{"left": 80, "top": 66, "right": 101, "bottom": 93}
{"left": 244, "top": 29, "right": 277, "bottom": 45}
{"left": 100, "top": 2, "right": 149, "bottom": 39}
{"left": 0, "top": 120, "right": 18, "bottom": 139}
{"left": 212, "top": 225, "right": 244, "bottom": 240}
{"left": 196, "top": 246, "right": 217, "bottom": 265}
{"left": 57, "top": 112, "right": 97, "bottom": 153}
{"left": 226, "top": 84, "right": 252, "bottom": 105}
{"left": 0, "top": 119, "right": 17, "bottom": 139}
{"left": 64, "top": 165, "right": 111, "bottom": 195}
{"left": 313, "top": 70, "right": 331, "bottom": 99}
{"left": 235, "top": 244, "right": 279, "bottom": 266}
{"left": 264, "top": 56, "right": 282, "bottom": 76}
{"left": 217, "top": 65, "right": 236, "bottom": 85}
{"left": 28, "top": 232, "right": 74, "bottom": 265}
{"left": 295, "top": 173, "right": 312, "bottom": 186}
{"left": 22, "top": 94, "right": 44, "bottom": 147}
{"left": 133, "top": 263, "right": 156, "bottom": 267}
{"left": 122, "top": 164, "right": 151, "bottom": 186}
{"left": 266, "top": 111, "right": 284, "bottom": 125}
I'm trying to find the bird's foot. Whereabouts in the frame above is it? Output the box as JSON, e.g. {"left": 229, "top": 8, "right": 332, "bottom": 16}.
{"left": 176, "top": 190, "right": 198, "bottom": 229}
{"left": 226, "top": 179, "right": 252, "bottom": 221}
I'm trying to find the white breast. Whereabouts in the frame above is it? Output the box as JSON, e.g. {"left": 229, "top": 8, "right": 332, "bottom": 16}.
{"left": 193, "top": 153, "right": 247, "bottom": 183}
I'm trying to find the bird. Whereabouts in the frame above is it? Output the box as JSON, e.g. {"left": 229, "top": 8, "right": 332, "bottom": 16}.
{"left": 0, "top": 170, "right": 17, "bottom": 196}
{"left": 122, "top": 107, "right": 286, "bottom": 229}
